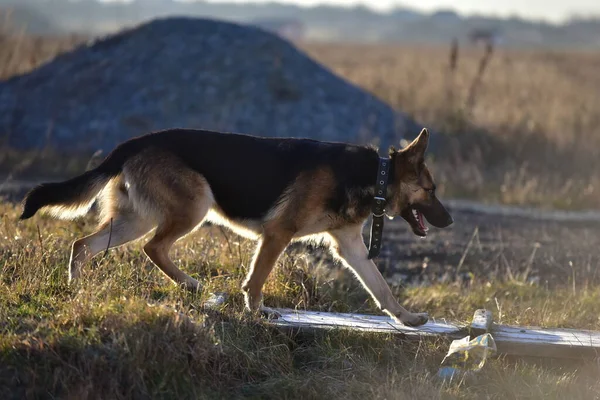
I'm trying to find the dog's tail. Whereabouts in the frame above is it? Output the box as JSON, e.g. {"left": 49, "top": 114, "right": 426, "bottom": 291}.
{"left": 20, "top": 141, "right": 137, "bottom": 221}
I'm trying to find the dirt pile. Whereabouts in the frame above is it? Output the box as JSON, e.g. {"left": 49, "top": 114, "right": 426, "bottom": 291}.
{"left": 0, "top": 17, "right": 422, "bottom": 153}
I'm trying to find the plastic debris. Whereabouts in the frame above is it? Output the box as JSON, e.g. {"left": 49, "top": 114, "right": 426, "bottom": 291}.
{"left": 437, "top": 333, "right": 497, "bottom": 382}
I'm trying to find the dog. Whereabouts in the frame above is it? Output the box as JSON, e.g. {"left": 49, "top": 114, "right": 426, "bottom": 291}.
{"left": 19, "top": 127, "right": 453, "bottom": 327}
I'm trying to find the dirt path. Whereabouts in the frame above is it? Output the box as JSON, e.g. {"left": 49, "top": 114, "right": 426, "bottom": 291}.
{"left": 4, "top": 180, "right": 600, "bottom": 286}
{"left": 379, "top": 203, "right": 600, "bottom": 286}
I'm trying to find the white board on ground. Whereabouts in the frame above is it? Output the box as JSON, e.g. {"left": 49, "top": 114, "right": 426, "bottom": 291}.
{"left": 270, "top": 308, "right": 467, "bottom": 339}
{"left": 492, "top": 323, "right": 600, "bottom": 358}
{"left": 270, "top": 308, "right": 600, "bottom": 359}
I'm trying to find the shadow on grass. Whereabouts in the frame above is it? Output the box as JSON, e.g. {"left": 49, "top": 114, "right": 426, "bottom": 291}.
{"left": 2, "top": 302, "right": 598, "bottom": 400}
{"left": 0, "top": 306, "right": 441, "bottom": 400}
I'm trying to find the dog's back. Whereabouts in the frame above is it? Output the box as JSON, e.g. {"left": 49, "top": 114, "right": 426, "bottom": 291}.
{"left": 21, "top": 129, "right": 376, "bottom": 222}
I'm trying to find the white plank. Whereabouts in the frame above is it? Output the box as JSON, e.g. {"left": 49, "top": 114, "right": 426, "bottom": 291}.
{"left": 492, "top": 324, "right": 600, "bottom": 358}
{"left": 494, "top": 325, "right": 600, "bottom": 345}
{"left": 271, "top": 308, "right": 467, "bottom": 339}
{"left": 269, "top": 308, "right": 600, "bottom": 359}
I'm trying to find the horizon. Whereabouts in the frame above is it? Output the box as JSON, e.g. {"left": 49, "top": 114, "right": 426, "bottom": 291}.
{"left": 168, "top": 0, "right": 600, "bottom": 23}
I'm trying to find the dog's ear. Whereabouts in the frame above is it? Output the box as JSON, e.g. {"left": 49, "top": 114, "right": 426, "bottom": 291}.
{"left": 401, "top": 128, "right": 429, "bottom": 164}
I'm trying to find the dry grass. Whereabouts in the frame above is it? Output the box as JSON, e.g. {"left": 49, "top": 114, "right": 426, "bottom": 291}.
{"left": 1, "top": 202, "right": 600, "bottom": 399}
{"left": 302, "top": 42, "right": 600, "bottom": 210}
{"left": 0, "top": 12, "right": 84, "bottom": 81}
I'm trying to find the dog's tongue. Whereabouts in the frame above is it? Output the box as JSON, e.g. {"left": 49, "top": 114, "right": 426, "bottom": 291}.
{"left": 417, "top": 211, "right": 426, "bottom": 231}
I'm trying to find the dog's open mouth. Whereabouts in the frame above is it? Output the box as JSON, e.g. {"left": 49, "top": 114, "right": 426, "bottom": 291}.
{"left": 401, "top": 207, "right": 429, "bottom": 237}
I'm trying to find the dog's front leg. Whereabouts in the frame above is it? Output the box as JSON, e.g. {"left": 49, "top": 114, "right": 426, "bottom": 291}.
{"left": 329, "top": 226, "right": 428, "bottom": 327}
{"left": 242, "top": 229, "right": 292, "bottom": 316}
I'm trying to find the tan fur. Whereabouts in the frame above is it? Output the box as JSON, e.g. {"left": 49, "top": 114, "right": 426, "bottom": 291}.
{"left": 397, "top": 164, "right": 435, "bottom": 208}
{"left": 205, "top": 209, "right": 262, "bottom": 240}
{"left": 71, "top": 149, "right": 215, "bottom": 287}
{"left": 239, "top": 168, "right": 341, "bottom": 311}
{"left": 242, "top": 222, "right": 294, "bottom": 310}
{"left": 287, "top": 168, "right": 343, "bottom": 237}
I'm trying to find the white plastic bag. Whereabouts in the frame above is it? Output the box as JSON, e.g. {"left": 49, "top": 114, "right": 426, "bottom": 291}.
{"left": 437, "top": 333, "right": 497, "bottom": 382}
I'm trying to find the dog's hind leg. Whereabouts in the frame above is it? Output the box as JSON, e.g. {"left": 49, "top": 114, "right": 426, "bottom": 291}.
{"left": 69, "top": 177, "right": 153, "bottom": 282}
{"left": 121, "top": 150, "right": 216, "bottom": 291}
{"left": 141, "top": 180, "right": 213, "bottom": 291}
{"left": 69, "top": 211, "right": 154, "bottom": 282}
{"left": 329, "top": 225, "right": 429, "bottom": 327}
{"left": 143, "top": 214, "right": 209, "bottom": 291}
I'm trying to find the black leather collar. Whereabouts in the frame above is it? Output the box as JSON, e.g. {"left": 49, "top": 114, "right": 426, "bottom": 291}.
{"left": 368, "top": 157, "right": 390, "bottom": 259}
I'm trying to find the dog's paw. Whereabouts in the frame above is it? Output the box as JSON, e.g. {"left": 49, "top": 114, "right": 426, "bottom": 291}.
{"left": 404, "top": 312, "right": 429, "bottom": 327}
{"left": 395, "top": 312, "right": 429, "bottom": 327}
{"left": 180, "top": 278, "right": 202, "bottom": 293}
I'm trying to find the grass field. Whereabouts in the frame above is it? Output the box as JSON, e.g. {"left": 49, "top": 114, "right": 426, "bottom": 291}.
{"left": 2, "top": 202, "right": 600, "bottom": 399}
{"left": 2, "top": 23, "right": 600, "bottom": 399}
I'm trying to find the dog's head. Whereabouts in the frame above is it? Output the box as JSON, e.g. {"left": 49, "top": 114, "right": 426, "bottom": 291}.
{"left": 388, "top": 128, "right": 453, "bottom": 237}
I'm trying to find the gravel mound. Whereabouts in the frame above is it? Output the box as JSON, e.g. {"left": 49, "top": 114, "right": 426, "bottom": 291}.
{"left": 0, "top": 17, "right": 422, "bottom": 153}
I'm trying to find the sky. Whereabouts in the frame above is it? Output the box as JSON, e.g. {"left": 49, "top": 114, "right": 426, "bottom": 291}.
{"left": 196, "top": 0, "right": 600, "bottom": 22}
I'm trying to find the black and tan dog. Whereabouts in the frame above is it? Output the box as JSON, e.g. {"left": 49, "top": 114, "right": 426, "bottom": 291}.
{"left": 20, "top": 127, "right": 452, "bottom": 327}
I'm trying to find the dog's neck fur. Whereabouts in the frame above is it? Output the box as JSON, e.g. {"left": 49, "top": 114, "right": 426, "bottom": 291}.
{"left": 337, "top": 147, "right": 397, "bottom": 223}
